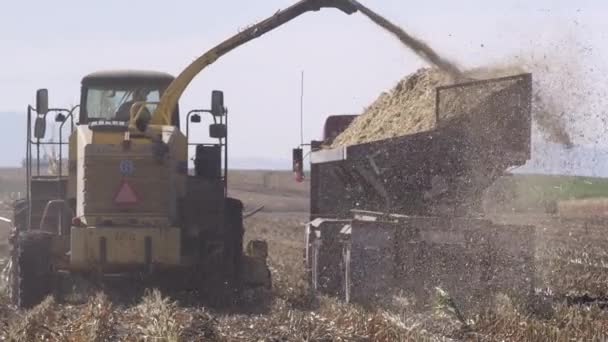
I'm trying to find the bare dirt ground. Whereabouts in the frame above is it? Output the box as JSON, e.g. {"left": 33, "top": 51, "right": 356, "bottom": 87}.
{"left": 0, "top": 171, "right": 608, "bottom": 340}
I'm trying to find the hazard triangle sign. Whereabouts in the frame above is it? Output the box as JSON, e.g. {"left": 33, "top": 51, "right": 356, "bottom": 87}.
{"left": 114, "top": 180, "right": 138, "bottom": 205}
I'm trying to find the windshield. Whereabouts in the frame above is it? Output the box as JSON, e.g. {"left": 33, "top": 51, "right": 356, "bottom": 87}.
{"left": 85, "top": 87, "right": 161, "bottom": 121}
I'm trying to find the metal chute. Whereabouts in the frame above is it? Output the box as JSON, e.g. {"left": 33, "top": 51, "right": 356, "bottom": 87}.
{"left": 151, "top": 0, "right": 358, "bottom": 126}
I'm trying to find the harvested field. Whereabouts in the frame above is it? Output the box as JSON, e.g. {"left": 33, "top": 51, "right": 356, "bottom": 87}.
{"left": 557, "top": 198, "right": 608, "bottom": 219}
{"left": 484, "top": 174, "right": 608, "bottom": 215}
{"left": 0, "top": 171, "right": 607, "bottom": 340}
{"left": 1, "top": 214, "right": 608, "bottom": 340}
{"left": 493, "top": 214, "right": 608, "bottom": 301}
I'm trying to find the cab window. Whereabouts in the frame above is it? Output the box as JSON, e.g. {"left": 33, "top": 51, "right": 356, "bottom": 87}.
{"left": 85, "top": 87, "right": 160, "bottom": 121}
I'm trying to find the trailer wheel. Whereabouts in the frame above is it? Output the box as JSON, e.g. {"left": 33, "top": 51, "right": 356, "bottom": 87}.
{"left": 11, "top": 232, "right": 54, "bottom": 308}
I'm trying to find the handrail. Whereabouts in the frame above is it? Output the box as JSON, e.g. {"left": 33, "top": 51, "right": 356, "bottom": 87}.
{"left": 25, "top": 105, "right": 78, "bottom": 228}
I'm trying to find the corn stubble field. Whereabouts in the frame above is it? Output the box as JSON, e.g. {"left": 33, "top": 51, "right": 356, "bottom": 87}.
{"left": 0, "top": 171, "right": 607, "bottom": 341}
{"left": 3, "top": 2, "right": 603, "bottom": 339}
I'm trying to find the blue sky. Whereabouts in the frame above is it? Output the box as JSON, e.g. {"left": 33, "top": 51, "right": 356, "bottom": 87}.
{"left": 1, "top": 1, "right": 608, "bottom": 169}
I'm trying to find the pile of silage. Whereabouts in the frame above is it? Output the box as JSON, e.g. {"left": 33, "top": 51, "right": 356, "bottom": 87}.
{"left": 332, "top": 67, "right": 525, "bottom": 147}
{"left": 332, "top": 65, "right": 573, "bottom": 148}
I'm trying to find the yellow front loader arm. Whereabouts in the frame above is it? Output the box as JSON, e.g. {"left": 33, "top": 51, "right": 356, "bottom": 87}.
{"left": 151, "top": 0, "right": 358, "bottom": 125}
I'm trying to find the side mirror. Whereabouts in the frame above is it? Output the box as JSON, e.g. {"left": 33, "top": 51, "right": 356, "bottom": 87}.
{"left": 211, "top": 90, "right": 225, "bottom": 116}
{"left": 34, "top": 117, "right": 47, "bottom": 139}
{"left": 292, "top": 148, "right": 304, "bottom": 182}
{"left": 55, "top": 113, "right": 66, "bottom": 123}
{"left": 36, "top": 89, "right": 49, "bottom": 115}
{"left": 209, "top": 123, "right": 227, "bottom": 139}
{"left": 190, "top": 114, "right": 201, "bottom": 123}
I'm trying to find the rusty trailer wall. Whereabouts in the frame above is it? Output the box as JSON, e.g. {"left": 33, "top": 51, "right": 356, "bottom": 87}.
{"left": 310, "top": 73, "right": 533, "bottom": 220}
{"left": 307, "top": 73, "right": 535, "bottom": 307}
{"left": 435, "top": 73, "right": 532, "bottom": 160}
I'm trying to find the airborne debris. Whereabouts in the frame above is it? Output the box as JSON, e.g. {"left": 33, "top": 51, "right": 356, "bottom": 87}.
{"left": 332, "top": 67, "right": 519, "bottom": 147}
{"left": 332, "top": 68, "right": 452, "bottom": 146}
{"left": 350, "top": 0, "right": 462, "bottom": 80}
{"left": 333, "top": 65, "right": 574, "bottom": 148}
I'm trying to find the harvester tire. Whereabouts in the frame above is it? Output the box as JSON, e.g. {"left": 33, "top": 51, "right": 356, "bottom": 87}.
{"left": 12, "top": 199, "right": 28, "bottom": 232}
{"left": 7, "top": 200, "right": 28, "bottom": 303}
{"left": 11, "top": 231, "right": 54, "bottom": 308}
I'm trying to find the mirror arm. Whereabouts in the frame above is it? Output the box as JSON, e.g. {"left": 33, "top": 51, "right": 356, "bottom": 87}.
{"left": 26, "top": 108, "right": 71, "bottom": 144}
{"left": 186, "top": 109, "right": 206, "bottom": 141}
{"left": 186, "top": 109, "right": 217, "bottom": 142}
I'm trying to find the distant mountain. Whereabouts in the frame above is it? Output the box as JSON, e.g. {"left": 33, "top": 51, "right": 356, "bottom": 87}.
{"left": 0, "top": 112, "right": 26, "bottom": 167}
{"left": 1, "top": 111, "right": 294, "bottom": 170}
{"left": 4, "top": 110, "right": 605, "bottom": 176}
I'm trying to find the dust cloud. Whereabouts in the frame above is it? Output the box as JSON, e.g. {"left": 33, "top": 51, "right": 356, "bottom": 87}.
{"left": 343, "top": 1, "right": 580, "bottom": 148}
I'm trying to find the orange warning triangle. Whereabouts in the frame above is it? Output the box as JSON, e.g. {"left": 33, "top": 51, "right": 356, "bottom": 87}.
{"left": 114, "top": 181, "right": 138, "bottom": 204}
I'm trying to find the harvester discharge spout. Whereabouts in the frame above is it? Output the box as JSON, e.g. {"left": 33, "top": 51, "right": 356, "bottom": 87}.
{"left": 151, "top": 0, "right": 358, "bottom": 126}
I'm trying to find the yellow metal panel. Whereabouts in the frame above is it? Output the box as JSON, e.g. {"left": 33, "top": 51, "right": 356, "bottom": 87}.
{"left": 70, "top": 226, "right": 181, "bottom": 271}
{"left": 83, "top": 152, "right": 171, "bottom": 217}
{"left": 91, "top": 131, "right": 124, "bottom": 145}
{"left": 74, "top": 124, "right": 187, "bottom": 224}
{"left": 166, "top": 128, "right": 188, "bottom": 197}
{"left": 90, "top": 130, "right": 159, "bottom": 145}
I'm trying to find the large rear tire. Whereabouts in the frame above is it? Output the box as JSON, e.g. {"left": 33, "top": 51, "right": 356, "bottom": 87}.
{"left": 11, "top": 232, "right": 54, "bottom": 308}
{"left": 12, "top": 199, "right": 28, "bottom": 231}
{"left": 224, "top": 198, "right": 244, "bottom": 286}
{"left": 7, "top": 199, "right": 27, "bottom": 303}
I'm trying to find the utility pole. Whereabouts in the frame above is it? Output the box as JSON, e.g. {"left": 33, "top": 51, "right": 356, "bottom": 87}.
{"left": 300, "top": 70, "right": 305, "bottom": 147}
